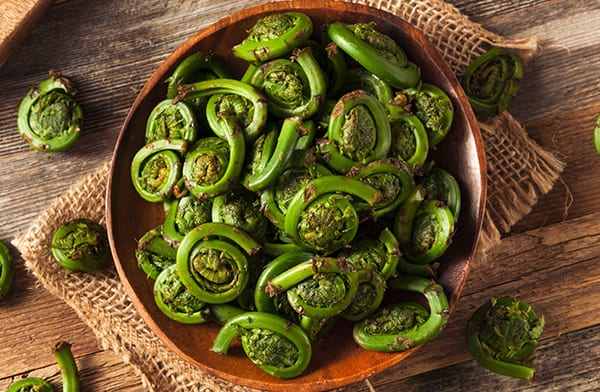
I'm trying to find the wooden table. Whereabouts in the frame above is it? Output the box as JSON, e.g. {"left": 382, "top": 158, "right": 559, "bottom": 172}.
{"left": 1, "top": 0, "right": 598, "bottom": 391}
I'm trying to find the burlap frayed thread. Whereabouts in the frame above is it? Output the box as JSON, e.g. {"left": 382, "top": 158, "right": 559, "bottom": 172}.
{"left": 14, "top": 0, "right": 564, "bottom": 391}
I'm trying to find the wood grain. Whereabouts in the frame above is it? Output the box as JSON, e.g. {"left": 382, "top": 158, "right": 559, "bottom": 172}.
{"left": 0, "top": 0, "right": 598, "bottom": 391}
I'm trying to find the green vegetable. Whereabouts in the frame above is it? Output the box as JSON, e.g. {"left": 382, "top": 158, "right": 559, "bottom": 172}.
{"left": 6, "top": 377, "right": 54, "bottom": 392}
{"left": 419, "top": 167, "right": 462, "bottom": 219}
{"left": 145, "top": 99, "right": 197, "bottom": 143}
{"left": 403, "top": 83, "right": 454, "bottom": 148}
{"left": 165, "top": 51, "right": 231, "bottom": 99}
{"left": 594, "top": 114, "right": 600, "bottom": 156}
{"left": 17, "top": 70, "right": 83, "bottom": 152}
{"left": 389, "top": 113, "right": 429, "bottom": 171}
{"left": 162, "top": 196, "right": 212, "bottom": 243}
{"left": 54, "top": 342, "right": 80, "bottom": 392}
{"left": 176, "top": 222, "right": 261, "bottom": 304}
{"left": 327, "top": 22, "right": 420, "bottom": 89}
{"left": 317, "top": 89, "right": 391, "bottom": 173}
{"left": 462, "top": 47, "right": 523, "bottom": 117}
{"left": 212, "top": 311, "right": 312, "bottom": 379}
{"left": 51, "top": 219, "right": 111, "bottom": 272}
{"left": 135, "top": 226, "right": 177, "bottom": 279}
{"left": 211, "top": 190, "right": 268, "bottom": 240}
{"left": 0, "top": 240, "right": 13, "bottom": 299}
{"left": 232, "top": 12, "right": 313, "bottom": 62}
{"left": 154, "top": 264, "right": 210, "bottom": 323}
{"left": 353, "top": 275, "right": 449, "bottom": 351}
{"left": 466, "top": 297, "right": 544, "bottom": 383}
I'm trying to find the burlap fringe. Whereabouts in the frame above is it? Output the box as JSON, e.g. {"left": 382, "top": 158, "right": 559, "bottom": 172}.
{"left": 12, "top": 0, "right": 565, "bottom": 391}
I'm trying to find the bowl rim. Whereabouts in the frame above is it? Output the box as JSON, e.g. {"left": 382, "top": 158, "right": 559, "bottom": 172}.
{"left": 106, "top": 1, "right": 487, "bottom": 390}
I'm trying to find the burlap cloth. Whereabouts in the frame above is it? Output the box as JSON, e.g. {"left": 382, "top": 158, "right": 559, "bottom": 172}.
{"left": 13, "top": 0, "right": 565, "bottom": 391}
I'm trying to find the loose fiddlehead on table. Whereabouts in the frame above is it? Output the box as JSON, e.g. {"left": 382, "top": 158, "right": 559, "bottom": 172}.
{"left": 0, "top": 240, "right": 13, "bottom": 299}
{"left": 327, "top": 22, "right": 420, "bottom": 89}
{"left": 317, "top": 89, "right": 391, "bottom": 173}
{"left": 232, "top": 12, "right": 313, "bottom": 62}
{"left": 154, "top": 264, "right": 210, "bottom": 324}
{"left": 17, "top": 70, "right": 83, "bottom": 152}
{"left": 176, "top": 222, "right": 261, "bottom": 304}
{"left": 6, "top": 377, "right": 54, "bottom": 392}
{"left": 353, "top": 275, "right": 449, "bottom": 352}
{"left": 461, "top": 47, "right": 523, "bottom": 117}
{"left": 130, "top": 139, "right": 187, "bottom": 203}
{"left": 466, "top": 297, "right": 544, "bottom": 383}
{"left": 212, "top": 311, "right": 312, "bottom": 379}
{"left": 51, "top": 219, "right": 111, "bottom": 272}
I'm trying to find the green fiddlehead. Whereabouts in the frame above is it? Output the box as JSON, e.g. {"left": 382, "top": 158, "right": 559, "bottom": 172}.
{"left": 353, "top": 275, "right": 449, "bottom": 352}
{"left": 145, "top": 99, "right": 197, "bottom": 143}
{"left": 130, "top": 139, "right": 186, "bottom": 203}
{"left": 317, "top": 89, "right": 391, "bottom": 173}
{"left": 211, "top": 190, "right": 268, "bottom": 241}
{"left": 342, "top": 68, "right": 393, "bottom": 109}
{"left": 6, "top": 377, "right": 54, "bottom": 392}
{"left": 466, "top": 297, "right": 544, "bottom": 383}
{"left": 260, "top": 162, "right": 332, "bottom": 229}
{"left": 154, "top": 264, "right": 210, "bottom": 324}
{"left": 165, "top": 51, "right": 231, "bottom": 99}
{"left": 327, "top": 22, "right": 420, "bottom": 89}
{"left": 182, "top": 122, "right": 245, "bottom": 199}
{"left": 462, "top": 47, "right": 523, "bottom": 117}
{"left": 347, "top": 158, "right": 413, "bottom": 218}
{"left": 596, "top": 114, "right": 600, "bottom": 156}
{"left": 176, "top": 222, "right": 261, "bottom": 304}
{"left": 0, "top": 240, "right": 13, "bottom": 299}
{"left": 17, "top": 70, "right": 83, "bottom": 152}
{"left": 389, "top": 113, "right": 429, "bottom": 171}
{"left": 51, "top": 218, "right": 111, "bottom": 272}
{"left": 283, "top": 175, "right": 381, "bottom": 253}
{"left": 401, "top": 199, "right": 455, "bottom": 265}
{"left": 419, "top": 167, "right": 462, "bottom": 219}
{"left": 341, "top": 269, "right": 386, "bottom": 321}
{"left": 244, "top": 117, "right": 316, "bottom": 191}
{"left": 54, "top": 341, "right": 80, "bottom": 392}
{"left": 403, "top": 83, "right": 454, "bottom": 148}
{"left": 135, "top": 226, "right": 177, "bottom": 279}
{"left": 247, "top": 47, "right": 327, "bottom": 119}
{"left": 266, "top": 257, "right": 359, "bottom": 319}
{"left": 162, "top": 196, "right": 212, "bottom": 243}
{"left": 232, "top": 12, "right": 313, "bottom": 62}
{"left": 212, "top": 311, "right": 312, "bottom": 379}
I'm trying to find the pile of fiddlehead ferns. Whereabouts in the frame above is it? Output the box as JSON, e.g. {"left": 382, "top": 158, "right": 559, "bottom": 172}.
{"left": 130, "top": 11, "right": 463, "bottom": 379}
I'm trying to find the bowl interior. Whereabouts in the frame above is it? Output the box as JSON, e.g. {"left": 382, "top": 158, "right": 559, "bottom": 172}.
{"left": 106, "top": 1, "right": 486, "bottom": 391}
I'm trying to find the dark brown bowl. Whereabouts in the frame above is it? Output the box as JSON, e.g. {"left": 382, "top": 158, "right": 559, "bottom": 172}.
{"left": 106, "top": 1, "right": 486, "bottom": 391}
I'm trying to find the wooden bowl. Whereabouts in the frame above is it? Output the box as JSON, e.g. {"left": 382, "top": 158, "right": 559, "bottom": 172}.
{"left": 106, "top": 1, "right": 486, "bottom": 391}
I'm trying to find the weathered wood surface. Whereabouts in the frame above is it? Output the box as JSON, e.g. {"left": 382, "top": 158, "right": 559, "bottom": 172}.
{"left": 0, "top": 0, "right": 598, "bottom": 391}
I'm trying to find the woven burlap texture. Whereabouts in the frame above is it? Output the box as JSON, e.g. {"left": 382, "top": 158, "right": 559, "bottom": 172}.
{"left": 14, "top": 0, "right": 565, "bottom": 391}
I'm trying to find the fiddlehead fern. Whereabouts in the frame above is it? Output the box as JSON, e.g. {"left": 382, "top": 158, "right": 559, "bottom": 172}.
{"left": 165, "top": 51, "right": 231, "bottom": 99}
{"left": 154, "top": 264, "right": 210, "bottom": 324}
{"left": 403, "top": 83, "right": 454, "bottom": 148}
{"left": 317, "top": 89, "right": 391, "bottom": 173}
{"left": 17, "top": 70, "right": 83, "bottom": 152}
{"left": 182, "top": 122, "right": 245, "bottom": 199}
{"left": 247, "top": 47, "right": 327, "bottom": 119}
{"left": 135, "top": 226, "right": 177, "bottom": 279}
{"left": 400, "top": 199, "right": 455, "bottom": 265}
{"left": 389, "top": 113, "right": 429, "bottom": 171}
{"left": 212, "top": 311, "right": 312, "bottom": 379}
{"left": 145, "top": 99, "right": 197, "bottom": 143}
{"left": 176, "top": 222, "right": 261, "bottom": 304}
{"left": 6, "top": 377, "right": 54, "bottom": 392}
{"left": 418, "top": 167, "right": 462, "bottom": 219}
{"left": 51, "top": 218, "right": 111, "bottom": 272}
{"left": 347, "top": 158, "right": 413, "bottom": 218}
{"left": 594, "top": 113, "right": 600, "bottom": 156}
{"left": 232, "top": 12, "right": 313, "bottom": 62}
{"left": 342, "top": 68, "right": 393, "bottom": 109}
{"left": 466, "top": 297, "right": 544, "bottom": 383}
{"left": 53, "top": 341, "right": 80, "bottom": 392}
{"left": 162, "top": 196, "right": 212, "bottom": 243}
{"left": 130, "top": 139, "right": 187, "bottom": 203}
{"left": 327, "top": 22, "right": 420, "bottom": 89}
{"left": 283, "top": 175, "right": 381, "bottom": 253}
{"left": 353, "top": 275, "right": 449, "bottom": 352}
{"left": 211, "top": 189, "right": 268, "bottom": 241}
{"left": 462, "top": 47, "right": 523, "bottom": 117}
{"left": 0, "top": 240, "right": 13, "bottom": 299}
{"left": 266, "top": 256, "right": 359, "bottom": 319}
